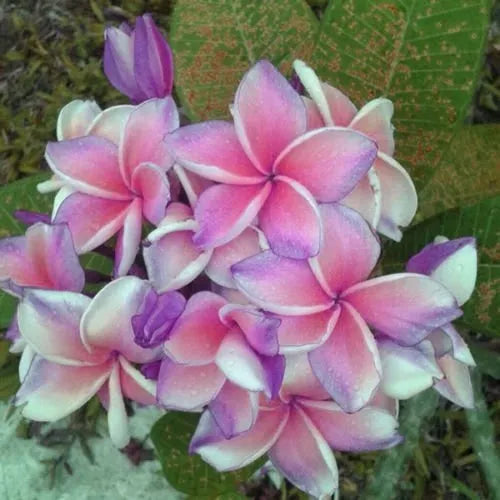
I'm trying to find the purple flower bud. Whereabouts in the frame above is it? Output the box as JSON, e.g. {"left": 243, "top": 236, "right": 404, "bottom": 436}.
{"left": 132, "top": 288, "right": 186, "bottom": 348}
{"left": 407, "top": 236, "right": 477, "bottom": 306}
{"left": 140, "top": 360, "right": 162, "bottom": 380}
{"left": 103, "top": 14, "right": 174, "bottom": 103}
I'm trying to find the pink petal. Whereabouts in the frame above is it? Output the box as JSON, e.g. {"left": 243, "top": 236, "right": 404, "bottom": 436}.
{"left": 114, "top": 199, "right": 143, "bottom": 277}
{"left": 85, "top": 105, "right": 134, "bottom": 145}
{"left": 119, "top": 356, "right": 156, "bottom": 406}
{"left": 0, "top": 223, "right": 84, "bottom": 294}
{"left": 343, "top": 273, "right": 462, "bottom": 345}
{"left": 428, "top": 324, "right": 475, "bottom": 366}
{"left": 45, "top": 137, "right": 130, "bottom": 199}
{"left": 57, "top": 99, "right": 101, "bottom": 140}
{"left": 292, "top": 61, "right": 356, "bottom": 126}
{"left": 131, "top": 162, "right": 170, "bottom": 224}
{"left": 259, "top": 177, "right": 322, "bottom": 259}
{"left": 340, "top": 170, "right": 381, "bottom": 229}
{"left": 81, "top": 277, "right": 161, "bottom": 363}
{"left": 310, "top": 203, "right": 380, "bottom": 295}
{"left": 232, "top": 251, "right": 333, "bottom": 315}
{"left": 233, "top": 60, "right": 307, "bottom": 174}
{"left": 274, "top": 127, "right": 377, "bottom": 202}
{"left": 165, "top": 292, "right": 227, "bottom": 365}
{"left": 375, "top": 153, "right": 417, "bottom": 241}
{"left": 53, "top": 192, "right": 131, "bottom": 253}
{"left": 157, "top": 359, "right": 225, "bottom": 410}
{"left": 209, "top": 382, "right": 259, "bottom": 438}
{"left": 172, "top": 165, "right": 212, "bottom": 207}
{"left": 193, "top": 182, "right": 272, "bottom": 250}
{"left": 350, "top": 98, "right": 395, "bottom": 155}
{"left": 277, "top": 309, "right": 339, "bottom": 354}
{"left": 219, "top": 304, "right": 280, "bottom": 356}
{"left": 233, "top": 251, "right": 334, "bottom": 316}
{"left": 144, "top": 215, "right": 211, "bottom": 293}
{"left": 119, "top": 97, "right": 179, "bottom": 184}
{"left": 434, "top": 355, "right": 474, "bottom": 408}
{"left": 322, "top": 83, "right": 357, "bottom": 126}
{"left": 309, "top": 303, "right": 381, "bottom": 412}
{"left": 107, "top": 361, "right": 130, "bottom": 448}
{"left": 215, "top": 330, "right": 268, "bottom": 392}
{"left": 205, "top": 226, "right": 264, "bottom": 288}
{"left": 16, "top": 355, "right": 112, "bottom": 421}
{"left": 303, "top": 97, "right": 324, "bottom": 129}
{"left": 17, "top": 289, "right": 108, "bottom": 365}
{"left": 300, "top": 399, "right": 402, "bottom": 451}
{"left": 378, "top": 339, "right": 443, "bottom": 400}
{"left": 280, "top": 353, "right": 330, "bottom": 402}
{"left": 190, "top": 403, "right": 289, "bottom": 470}
{"left": 166, "top": 121, "right": 262, "bottom": 184}
{"left": 268, "top": 406, "right": 338, "bottom": 499}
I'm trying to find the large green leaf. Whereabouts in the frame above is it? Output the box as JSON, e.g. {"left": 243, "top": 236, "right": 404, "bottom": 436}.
{"left": 0, "top": 173, "right": 52, "bottom": 329}
{"left": 310, "top": 0, "right": 491, "bottom": 190}
{"left": 361, "top": 390, "right": 439, "bottom": 499}
{"left": 382, "top": 196, "right": 500, "bottom": 336}
{"left": 151, "top": 411, "right": 264, "bottom": 497}
{"left": 170, "top": 0, "right": 319, "bottom": 120}
{"left": 417, "top": 125, "right": 500, "bottom": 220}
{"left": 465, "top": 371, "right": 500, "bottom": 496}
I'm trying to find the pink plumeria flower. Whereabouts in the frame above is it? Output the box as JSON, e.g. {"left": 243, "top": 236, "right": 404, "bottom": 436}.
{"left": 293, "top": 60, "right": 417, "bottom": 241}
{"left": 38, "top": 99, "right": 103, "bottom": 195}
{"left": 14, "top": 276, "right": 181, "bottom": 448}
{"left": 104, "top": 14, "right": 174, "bottom": 103}
{"left": 166, "top": 60, "right": 378, "bottom": 259}
{"left": 0, "top": 222, "right": 84, "bottom": 297}
{"left": 156, "top": 292, "right": 285, "bottom": 424}
{"left": 0, "top": 222, "right": 85, "bottom": 354}
{"left": 44, "top": 97, "right": 179, "bottom": 276}
{"left": 190, "top": 354, "right": 402, "bottom": 499}
{"left": 232, "top": 204, "right": 462, "bottom": 412}
{"left": 379, "top": 237, "right": 477, "bottom": 408}
{"left": 143, "top": 202, "right": 267, "bottom": 292}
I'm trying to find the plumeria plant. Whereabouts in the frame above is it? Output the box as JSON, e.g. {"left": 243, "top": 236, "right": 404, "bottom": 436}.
{"left": 0, "top": 1, "right": 498, "bottom": 498}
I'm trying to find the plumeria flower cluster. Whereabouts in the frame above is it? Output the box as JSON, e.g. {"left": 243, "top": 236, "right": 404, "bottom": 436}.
{"left": 0, "top": 14, "right": 478, "bottom": 499}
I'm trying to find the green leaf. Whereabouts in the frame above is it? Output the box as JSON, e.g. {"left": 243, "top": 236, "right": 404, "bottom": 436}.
{"left": 361, "top": 390, "right": 439, "bottom": 500}
{"left": 150, "top": 411, "right": 264, "bottom": 497}
{"left": 465, "top": 371, "right": 500, "bottom": 497}
{"left": 0, "top": 359, "right": 20, "bottom": 400}
{"left": 170, "top": 0, "right": 319, "bottom": 120}
{"left": 382, "top": 196, "right": 500, "bottom": 336}
{"left": 417, "top": 125, "right": 500, "bottom": 220}
{"left": 469, "top": 343, "right": 500, "bottom": 379}
{"left": 0, "top": 173, "right": 52, "bottom": 329}
{"left": 310, "top": 0, "right": 491, "bottom": 190}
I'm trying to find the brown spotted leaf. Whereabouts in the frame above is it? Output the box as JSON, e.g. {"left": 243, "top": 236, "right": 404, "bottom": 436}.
{"left": 170, "top": 0, "right": 319, "bottom": 120}
{"left": 309, "top": 0, "right": 491, "bottom": 190}
{"left": 417, "top": 125, "right": 500, "bottom": 220}
{"left": 382, "top": 195, "right": 500, "bottom": 336}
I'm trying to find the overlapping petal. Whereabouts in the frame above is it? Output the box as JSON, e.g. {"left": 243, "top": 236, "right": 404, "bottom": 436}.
{"left": 166, "top": 121, "right": 262, "bottom": 184}
{"left": 258, "top": 177, "right": 322, "bottom": 259}
{"left": 273, "top": 127, "right": 377, "bottom": 202}
{"left": 232, "top": 251, "right": 333, "bottom": 315}
{"left": 193, "top": 182, "right": 271, "bottom": 250}
{"left": 309, "top": 303, "right": 381, "bottom": 412}
{"left": 343, "top": 274, "right": 462, "bottom": 345}
{"left": 268, "top": 405, "right": 338, "bottom": 499}
{"left": 57, "top": 99, "right": 101, "bottom": 140}
{"left": 300, "top": 399, "right": 402, "bottom": 451}
{"left": 164, "top": 292, "right": 227, "bottom": 365}
{"left": 233, "top": 60, "right": 306, "bottom": 174}
{"left": 310, "top": 203, "right": 380, "bottom": 295}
